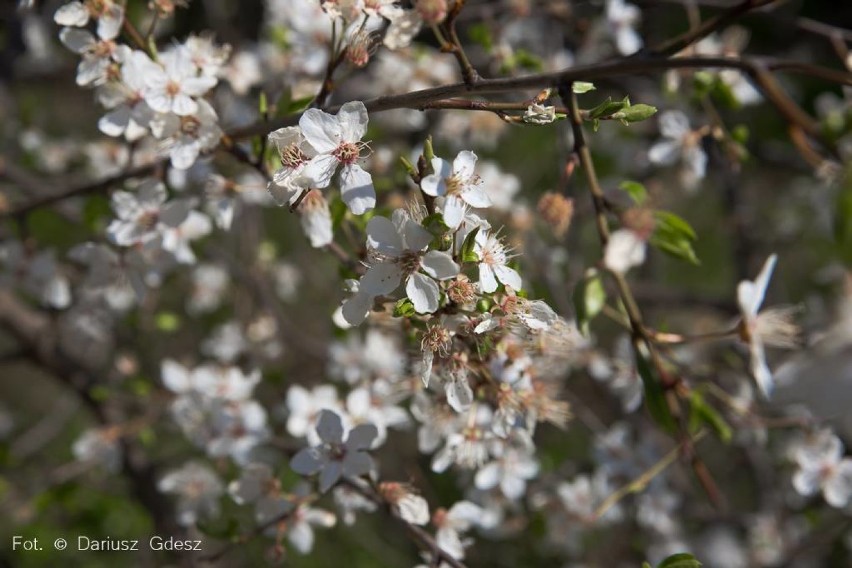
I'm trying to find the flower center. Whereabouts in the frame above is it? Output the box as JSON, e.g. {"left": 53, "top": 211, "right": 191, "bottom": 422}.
{"left": 334, "top": 141, "right": 360, "bottom": 165}
{"left": 280, "top": 143, "right": 307, "bottom": 168}
{"left": 398, "top": 250, "right": 422, "bottom": 276}
{"left": 180, "top": 116, "right": 201, "bottom": 135}
{"left": 138, "top": 209, "right": 160, "bottom": 230}
{"left": 166, "top": 81, "right": 182, "bottom": 97}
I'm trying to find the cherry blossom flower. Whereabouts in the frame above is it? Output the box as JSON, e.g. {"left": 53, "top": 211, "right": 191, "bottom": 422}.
{"left": 603, "top": 228, "right": 646, "bottom": 274}
{"left": 421, "top": 150, "right": 492, "bottom": 229}
{"left": 267, "top": 126, "right": 315, "bottom": 206}
{"left": 158, "top": 461, "right": 224, "bottom": 526}
{"left": 59, "top": 26, "right": 127, "bottom": 88}
{"left": 648, "top": 110, "right": 707, "bottom": 190}
{"left": 737, "top": 254, "right": 799, "bottom": 397}
{"left": 433, "top": 501, "right": 485, "bottom": 560}
{"left": 95, "top": 50, "right": 158, "bottom": 139}
{"left": 286, "top": 385, "right": 342, "bottom": 444}
{"left": 143, "top": 46, "right": 218, "bottom": 116}
{"left": 54, "top": 0, "right": 124, "bottom": 43}
{"left": 606, "top": 0, "right": 642, "bottom": 56}
{"left": 106, "top": 179, "right": 190, "bottom": 247}
{"left": 474, "top": 230, "right": 522, "bottom": 293}
{"left": 299, "top": 101, "right": 376, "bottom": 214}
{"left": 297, "top": 189, "right": 334, "bottom": 248}
{"left": 150, "top": 98, "right": 223, "bottom": 170}
{"left": 357, "top": 211, "right": 459, "bottom": 314}
{"left": 474, "top": 446, "right": 539, "bottom": 499}
{"left": 378, "top": 482, "right": 430, "bottom": 525}
{"left": 791, "top": 429, "right": 852, "bottom": 508}
{"left": 290, "top": 410, "right": 378, "bottom": 492}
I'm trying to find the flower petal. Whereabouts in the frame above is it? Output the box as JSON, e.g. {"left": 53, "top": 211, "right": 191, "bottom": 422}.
{"left": 340, "top": 164, "right": 375, "bottom": 214}
{"left": 420, "top": 250, "right": 459, "bottom": 280}
{"left": 300, "top": 109, "right": 341, "bottom": 153}
{"left": 337, "top": 101, "right": 368, "bottom": 142}
{"left": 406, "top": 273, "right": 440, "bottom": 314}
{"left": 303, "top": 154, "right": 338, "bottom": 189}
{"left": 316, "top": 409, "right": 344, "bottom": 444}
{"left": 360, "top": 262, "right": 403, "bottom": 297}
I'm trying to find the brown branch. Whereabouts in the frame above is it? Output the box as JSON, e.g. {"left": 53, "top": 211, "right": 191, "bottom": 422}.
{"left": 3, "top": 56, "right": 848, "bottom": 219}
{"left": 0, "top": 289, "right": 180, "bottom": 538}
{"left": 643, "top": 0, "right": 778, "bottom": 57}
{"left": 342, "top": 480, "right": 468, "bottom": 568}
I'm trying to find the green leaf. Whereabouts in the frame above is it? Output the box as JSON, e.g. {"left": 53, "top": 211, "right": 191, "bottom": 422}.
{"left": 634, "top": 343, "right": 677, "bottom": 434}
{"left": 711, "top": 77, "right": 741, "bottom": 110}
{"left": 467, "top": 23, "right": 493, "bottom": 50}
{"left": 613, "top": 103, "right": 658, "bottom": 124}
{"left": 589, "top": 96, "right": 629, "bottom": 119}
{"left": 689, "top": 391, "right": 732, "bottom": 443}
{"left": 460, "top": 227, "right": 481, "bottom": 263}
{"left": 572, "top": 271, "right": 606, "bottom": 336}
{"left": 155, "top": 312, "right": 181, "bottom": 332}
{"left": 258, "top": 91, "right": 268, "bottom": 116}
{"left": 619, "top": 181, "right": 648, "bottom": 205}
{"left": 393, "top": 298, "right": 415, "bottom": 317}
{"left": 657, "top": 553, "right": 702, "bottom": 568}
{"left": 643, "top": 563, "right": 653, "bottom": 568}
{"left": 572, "top": 81, "right": 596, "bottom": 94}
{"left": 651, "top": 211, "right": 699, "bottom": 265}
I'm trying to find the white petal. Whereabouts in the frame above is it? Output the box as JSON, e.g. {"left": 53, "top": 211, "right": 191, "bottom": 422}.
{"left": 441, "top": 195, "right": 466, "bottom": 230}
{"left": 406, "top": 273, "right": 440, "bottom": 314}
{"left": 97, "top": 4, "right": 124, "bottom": 40}
{"left": 316, "top": 410, "right": 344, "bottom": 444}
{"left": 54, "top": 2, "right": 89, "bottom": 27}
{"left": 347, "top": 424, "right": 378, "bottom": 450}
{"left": 300, "top": 109, "right": 341, "bottom": 153}
{"left": 319, "top": 460, "right": 343, "bottom": 493}
{"left": 750, "top": 337, "right": 773, "bottom": 398}
{"left": 738, "top": 254, "right": 777, "bottom": 316}
{"left": 360, "top": 262, "right": 403, "bottom": 296}
{"left": 98, "top": 106, "right": 131, "bottom": 137}
{"left": 792, "top": 467, "right": 820, "bottom": 497}
{"left": 341, "top": 290, "right": 372, "bottom": 326}
{"left": 824, "top": 460, "right": 852, "bottom": 508}
{"left": 420, "top": 251, "right": 459, "bottom": 280}
{"left": 453, "top": 151, "right": 478, "bottom": 179}
{"left": 337, "top": 101, "right": 368, "bottom": 142}
{"left": 367, "top": 216, "right": 404, "bottom": 255}
{"left": 478, "top": 263, "right": 498, "bottom": 293}
{"left": 460, "top": 184, "right": 492, "bottom": 209}
{"left": 659, "top": 110, "right": 691, "bottom": 139}
{"left": 446, "top": 377, "right": 473, "bottom": 412}
{"left": 494, "top": 264, "right": 522, "bottom": 290}
{"left": 474, "top": 462, "right": 500, "bottom": 490}
{"left": 402, "top": 219, "right": 433, "bottom": 251}
{"left": 648, "top": 140, "right": 681, "bottom": 166}
{"left": 420, "top": 173, "right": 446, "bottom": 197}
{"left": 171, "top": 94, "right": 198, "bottom": 117}
{"left": 291, "top": 447, "right": 325, "bottom": 475}
{"left": 303, "top": 154, "right": 338, "bottom": 189}
{"left": 340, "top": 164, "right": 375, "bottom": 214}
{"left": 59, "top": 27, "right": 95, "bottom": 54}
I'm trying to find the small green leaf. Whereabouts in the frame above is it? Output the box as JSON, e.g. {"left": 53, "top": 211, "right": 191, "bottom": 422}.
{"left": 155, "top": 312, "right": 181, "bottom": 332}
{"left": 634, "top": 343, "right": 677, "bottom": 434}
{"left": 657, "top": 553, "right": 702, "bottom": 568}
{"left": 689, "top": 391, "right": 732, "bottom": 443}
{"left": 572, "top": 271, "right": 606, "bottom": 336}
{"left": 393, "top": 298, "right": 415, "bottom": 317}
{"left": 613, "top": 103, "right": 658, "bottom": 123}
{"left": 619, "top": 181, "right": 648, "bottom": 205}
{"left": 460, "top": 227, "right": 481, "bottom": 263}
{"left": 651, "top": 211, "right": 699, "bottom": 265}
{"left": 258, "top": 91, "right": 268, "bottom": 116}
{"left": 573, "top": 81, "right": 596, "bottom": 94}
{"left": 589, "top": 96, "right": 629, "bottom": 119}
{"left": 467, "top": 23, "right": 493, "bottom": 50}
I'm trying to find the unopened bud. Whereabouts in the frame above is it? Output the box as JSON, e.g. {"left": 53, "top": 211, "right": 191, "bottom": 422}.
{"left": 416, "top": 0, "right": 448, "bottom": 24}
{"left": 378, "top": 482, "right": 430, "bottom": 525}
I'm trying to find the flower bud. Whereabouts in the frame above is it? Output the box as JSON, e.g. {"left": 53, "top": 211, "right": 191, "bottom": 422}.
{"left": 378, "top": 482, "right": 430, "bottom": 525}
{"left": 416, "top": 0, "right": 448, "bottom": 24}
